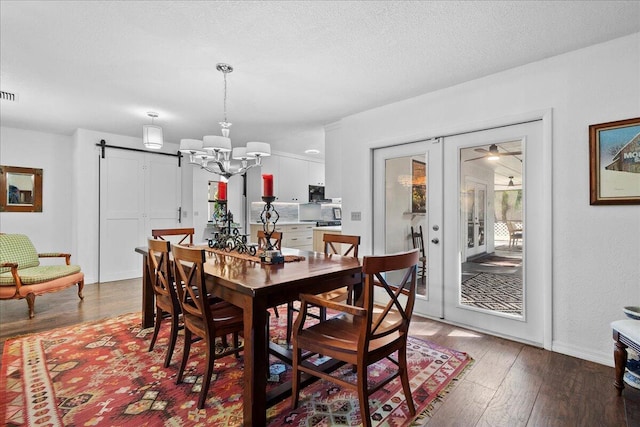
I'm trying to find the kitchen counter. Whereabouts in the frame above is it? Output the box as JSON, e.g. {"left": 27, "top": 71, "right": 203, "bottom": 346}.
{"left": 312, "top": 225, "right": 342, "bottom": 232}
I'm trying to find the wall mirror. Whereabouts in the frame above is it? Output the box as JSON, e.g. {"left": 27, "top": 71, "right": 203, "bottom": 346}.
{"left": 0, "top": 165, "right": 43, "bottom": 212}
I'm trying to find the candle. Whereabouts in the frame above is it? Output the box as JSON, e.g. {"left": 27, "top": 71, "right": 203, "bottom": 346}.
{"left": 262, "top": 174, "right": 274, "bottom": 197}
{"left": 217, "top": 181, "right": 227, "bottom": 201}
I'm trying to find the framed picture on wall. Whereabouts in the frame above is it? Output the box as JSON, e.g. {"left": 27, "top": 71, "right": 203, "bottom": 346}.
{"left": 589, "top": 117, "right": 640, "bottom": 205}
{"left": 0, "top": 165, "right": 43, "bottom": 212}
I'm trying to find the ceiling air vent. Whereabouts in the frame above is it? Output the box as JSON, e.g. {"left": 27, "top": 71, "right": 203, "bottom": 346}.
{"left": 1, "top": 90, "right": 18, "bottom": 102}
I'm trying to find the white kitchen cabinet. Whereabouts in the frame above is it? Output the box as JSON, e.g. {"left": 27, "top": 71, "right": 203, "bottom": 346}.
{"left": 308, "top": 161, "right": 325, "bottom": 186}
{"left": 278, "top": 156, "right": 308, "bottom": 202}
{"left": 249, "top": 223, "right": 315, "bottom": 251}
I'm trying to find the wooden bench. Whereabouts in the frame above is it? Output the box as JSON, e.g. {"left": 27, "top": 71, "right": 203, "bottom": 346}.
{"left": 612, "top": 319, "right": 640, "bottom": 394}
{"left": 0, "top": 233, "right": 84, "bottom": 318}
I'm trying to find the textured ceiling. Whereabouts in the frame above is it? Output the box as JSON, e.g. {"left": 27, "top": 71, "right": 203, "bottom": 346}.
{"left": 1, "top": 1, "right": 639, "bottom": 159}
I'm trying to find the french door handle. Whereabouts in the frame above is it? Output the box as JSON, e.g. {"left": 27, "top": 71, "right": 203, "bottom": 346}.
{"left": 431, "top": 238, "right": 439, "bottom": 244}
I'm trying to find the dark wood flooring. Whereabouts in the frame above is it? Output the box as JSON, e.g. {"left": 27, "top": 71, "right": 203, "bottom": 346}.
{"left": 1, "top": 279, "right": 638, "bottom": 426}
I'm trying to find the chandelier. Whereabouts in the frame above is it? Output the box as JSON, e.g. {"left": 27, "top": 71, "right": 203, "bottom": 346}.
{"left": 179, "top": 63, "right": 271, "bottom": 179}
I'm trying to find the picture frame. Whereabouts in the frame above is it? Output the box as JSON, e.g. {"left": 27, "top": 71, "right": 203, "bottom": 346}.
{"left": 0, "top": 165, "right": 43, "bottom": 212}
{"left": 589, "top": 117, "right": 640, "bottom": 205}
{"left": 333, "top": 207, "right": 342, "bottom": 220}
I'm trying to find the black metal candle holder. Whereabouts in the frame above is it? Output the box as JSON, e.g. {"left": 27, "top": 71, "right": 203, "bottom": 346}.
{"left": 259, "top": 196, "right": 283, "bottom": 264}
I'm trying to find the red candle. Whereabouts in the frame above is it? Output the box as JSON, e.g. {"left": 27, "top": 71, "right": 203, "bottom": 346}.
{"left": 217, "top": 181, "right": 227, "bottom": 201}
{"left": 262, "top": 174, "right": 274, "bottom": 197}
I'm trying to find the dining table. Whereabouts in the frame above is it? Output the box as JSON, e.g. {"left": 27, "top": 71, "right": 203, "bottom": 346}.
{"left": 135, "top": 245, "right": 362, "bottom": 426}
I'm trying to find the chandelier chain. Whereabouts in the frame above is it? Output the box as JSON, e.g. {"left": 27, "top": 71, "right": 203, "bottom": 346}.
{"left": 223, "top": 70, "right": 228, "bottom": 124}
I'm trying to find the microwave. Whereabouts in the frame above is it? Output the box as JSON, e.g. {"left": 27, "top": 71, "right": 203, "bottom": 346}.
{"left": 308, "top": 185, "right": 325, "bottom": 202}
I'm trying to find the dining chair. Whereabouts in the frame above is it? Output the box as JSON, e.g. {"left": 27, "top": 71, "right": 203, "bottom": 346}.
{"left": 257, "top": 229, "right": 283, "bottom": 250}
{"left": 410, "top": 225, "right": 426, "bottom": 282}
{"left": 152, "top": 227, "right": 195, "bottom": 246}
{"left": 285, "top": 233, "right": 361, "bottom": 344}
{"left": 291, "top": 249, "right": 419, "bottom": 427}
{"left": 506, "top": 220, "right": 523, "bottom": 248}
{"left": 147, "top": 238, "right": 182, "bottom": 368}
{"left": 257, "top": 230, "right": 283, "bottom": 317}
{"left": 172, "top": 244, "right": 244, "bottom": 409}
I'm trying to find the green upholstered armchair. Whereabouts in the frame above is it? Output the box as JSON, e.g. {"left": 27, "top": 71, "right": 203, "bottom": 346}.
{"left": 0, "top": 233, "right": 84, "bottom": 318}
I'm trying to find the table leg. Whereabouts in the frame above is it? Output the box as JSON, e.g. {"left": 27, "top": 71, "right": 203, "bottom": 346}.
{"left": 243, "top": 295, "right": 269, "bottom": 426}
{"left": 141, "top": 255, "right": 154, "bottom": 329}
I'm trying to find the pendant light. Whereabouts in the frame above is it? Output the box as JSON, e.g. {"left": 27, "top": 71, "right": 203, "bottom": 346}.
{"left": 143, "top": 112, "right": 163, "bottom": 149}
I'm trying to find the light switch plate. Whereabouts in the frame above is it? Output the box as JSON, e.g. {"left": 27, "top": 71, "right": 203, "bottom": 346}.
{"left": 351, "top": 211, "right": 361, "bottom": 221}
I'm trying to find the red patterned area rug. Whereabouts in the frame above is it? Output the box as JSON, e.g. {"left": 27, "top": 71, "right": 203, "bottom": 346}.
{"left": 1, "top": 311, "right": 472, "bottom": 426}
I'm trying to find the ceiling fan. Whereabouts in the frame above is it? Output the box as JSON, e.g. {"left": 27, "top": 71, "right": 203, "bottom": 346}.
{"left": 465, "top": 144, "right": 522, "bottom": 162}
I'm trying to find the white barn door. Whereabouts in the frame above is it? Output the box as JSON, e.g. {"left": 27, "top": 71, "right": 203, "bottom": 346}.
{"left": 99, "top": 149, "right": 181, "bottom": 282}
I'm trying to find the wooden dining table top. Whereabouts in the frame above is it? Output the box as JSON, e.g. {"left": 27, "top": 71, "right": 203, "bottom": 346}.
{"left": 196, "top": 246, "right": 362, "bottom": 296}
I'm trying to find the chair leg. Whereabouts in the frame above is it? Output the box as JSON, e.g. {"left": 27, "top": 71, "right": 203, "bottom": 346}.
{"left": 26, "top": 293, "right": 36, "bottom": 319}
{"left": 291, "top": 345, "right": 301, "bottom": 409}
{"left": 164, "top": 311, "right": 179, "bottom": 368}
{"left": 286, "top": 302, "right": 295, "bottom": 344}
{"left": 357, "top": 366, "right": 372, "bottom": 427}
{"left": 272, "top": 305, "right": 279, "bottom": 318}
{"left": 77, "top": 279, "right": 85, "bottom": 299}
{"left": 198, "top": 336, "right": 215, "bottom": 409}
{"left": 233, "top": 332, "right": 240, "bottom": 359}
{"left": 398, "top": 344, "right": 416, "bottom": 415}
{"left": 177, "top": 328, "right": 192, "bottom": 384}
{"left": 149, "top": 307, "right": 163, "bottom": 352}
{"left": 319, "top": 306, "right": 327, "bottom": 322}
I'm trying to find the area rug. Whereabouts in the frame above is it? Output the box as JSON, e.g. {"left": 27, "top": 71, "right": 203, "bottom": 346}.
{"left": 1, "top": 311, "right": 472, "bottom": 426}
{"left": 461, "top": 272, "right": 523, "bottom": 315}
{"left": 470, "top": 254, "right": 522, "bottom": 267}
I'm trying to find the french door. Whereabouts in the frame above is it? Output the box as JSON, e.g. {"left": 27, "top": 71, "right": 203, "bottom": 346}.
{"left": 373, "top": 118, "right": 549, "bottom": 346}
{"left": 464, "top": 178, "right": 488, "bottom": 259}
{"left": 99, "top": 149, "right": 181, "bottom": 282}
{"left": 373, "top": 138, "right": 443, "bottom": 318}
{"left": 443, "top": 120, "right": 546, "bottom": 346}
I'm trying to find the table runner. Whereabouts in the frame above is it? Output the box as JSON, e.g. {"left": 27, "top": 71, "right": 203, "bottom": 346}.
{"left": 200, "top": 245, "right": 306, "bottom": 263}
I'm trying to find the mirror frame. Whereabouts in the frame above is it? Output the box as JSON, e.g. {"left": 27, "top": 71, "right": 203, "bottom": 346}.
{"left": 0, "top": 165, "right": 43, "bottom": 212}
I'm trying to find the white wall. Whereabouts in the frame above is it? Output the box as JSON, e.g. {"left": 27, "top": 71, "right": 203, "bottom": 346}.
{"left": 334, "top": 33, "right": 640, "bottom": 365}
{"left": 1, "top": 127, "right": 189, "bottom": 283}
{"left": 0, "top": 127, "right": 74, "bottom": 253}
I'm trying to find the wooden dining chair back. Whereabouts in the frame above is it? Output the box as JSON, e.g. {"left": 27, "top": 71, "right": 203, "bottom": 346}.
{"left": 256, "top": 230, "right": 283, "bottom": 250}
{"left": 152, "top": 227, "right": 195, "bottom": 246}
{"left": 285, "top": 233, "right": 361, "bottom": 343}
{"left": 410, "top": 225, "right": 426, "bottom": 281}
{"left": 147, "top": 238, "right": 181, "bottom": 368}
{"left": 291, "top": 249, "right": 419, "bottom": 427}
{"left": 171, "top": 244, "right": 244, "bottom": 409}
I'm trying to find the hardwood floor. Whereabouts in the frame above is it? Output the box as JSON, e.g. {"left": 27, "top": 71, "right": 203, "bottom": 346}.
{"left": 1, "top": 278, "right": 638, "bottom": 426}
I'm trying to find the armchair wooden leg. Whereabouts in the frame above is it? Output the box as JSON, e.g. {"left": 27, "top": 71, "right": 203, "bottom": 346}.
{"left": 77, "top": 279, "right": 85, "bottom": 299}
{"left": 26, "top": 293, "right": 36, "bottom": 319}
{"left": 614, "top": 340, "right": 627, "bottom": 395}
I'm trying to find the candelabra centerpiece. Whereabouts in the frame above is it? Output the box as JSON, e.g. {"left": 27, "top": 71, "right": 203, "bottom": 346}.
{"left": 259, "top": 174, "right": 283, "bottom": 264}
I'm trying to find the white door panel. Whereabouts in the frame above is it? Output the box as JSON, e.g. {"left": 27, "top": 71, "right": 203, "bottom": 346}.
{"left": 373, "top": 139, "right": 443, "bottom": 318}
{"left": 443, "top": 120, "right": 546, "bottom": 346}
{"left": 100, "top": 150, "right": 181, "bottom": 282}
